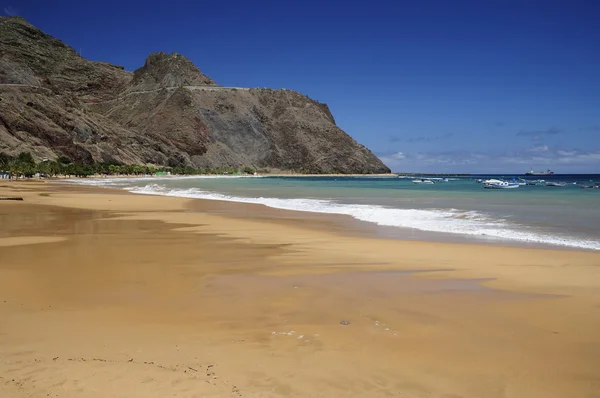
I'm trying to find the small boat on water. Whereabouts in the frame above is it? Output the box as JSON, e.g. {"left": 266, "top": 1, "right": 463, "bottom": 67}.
{"left": 515, "top": 178, "right": 527, "bottom": 186}
{"left": 412, "top": 179, "right": 435, "bottom": 184}
{"left": 573, "top": 181, "right": 600, "bottom": 189}
{"left": 483, "top": 179, "right": 520, "bottom": 189}
{"left": 545, "top": 181, "right": 567, "bottom": 187}
{"left": 527, "top": 179, "right": 546, "bottom": 186}
{"left": 426, "top": 177, "right": 450, "bottom": 182}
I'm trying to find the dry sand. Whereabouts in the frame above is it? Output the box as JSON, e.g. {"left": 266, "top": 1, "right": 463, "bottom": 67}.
{"left": 0, "top": 181, "right": 599, "bottom": 397}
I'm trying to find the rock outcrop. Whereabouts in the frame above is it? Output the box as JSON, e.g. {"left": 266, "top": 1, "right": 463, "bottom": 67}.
{"left": 0, "top": 17, "right": 390, "bottom": 173}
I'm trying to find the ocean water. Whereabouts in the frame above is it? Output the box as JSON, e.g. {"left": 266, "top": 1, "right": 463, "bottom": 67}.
{"left": 70, "top": 175, "right": 600, "bottom": 251}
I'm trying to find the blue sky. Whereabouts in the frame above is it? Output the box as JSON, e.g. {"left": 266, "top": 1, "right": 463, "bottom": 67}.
{"left": 3, "top": 0, "right": 600, "bottom": 173}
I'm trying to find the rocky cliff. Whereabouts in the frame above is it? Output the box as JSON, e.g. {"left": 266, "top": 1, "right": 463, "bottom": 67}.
{"left": 0, "top": 17, "right": 390, "bottom": 173}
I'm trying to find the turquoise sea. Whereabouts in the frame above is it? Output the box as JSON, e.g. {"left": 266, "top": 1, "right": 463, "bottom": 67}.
{"left": 72, "top": 175, "right": 600, "bottom": 251}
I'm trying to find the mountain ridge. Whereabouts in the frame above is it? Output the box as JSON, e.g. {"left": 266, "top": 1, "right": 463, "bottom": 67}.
{"left": 0, "top": 16, "right": 390, "bottom": 173}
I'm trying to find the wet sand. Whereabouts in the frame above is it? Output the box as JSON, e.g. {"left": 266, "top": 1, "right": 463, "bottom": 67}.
{"left": 1, "top": 181, "right": 599, "bottom": 397}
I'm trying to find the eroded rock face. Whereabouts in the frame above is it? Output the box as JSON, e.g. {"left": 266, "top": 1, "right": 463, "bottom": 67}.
{"left": 129, "top": 52, "right": 217, "bottom": 92}
{"left": 0, "top": 16, "right": 390, "bottom": 173}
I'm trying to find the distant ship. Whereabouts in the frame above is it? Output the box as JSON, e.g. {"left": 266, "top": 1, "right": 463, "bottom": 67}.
{"left": 525, "top": 169, "right": 554, "bottom": 176}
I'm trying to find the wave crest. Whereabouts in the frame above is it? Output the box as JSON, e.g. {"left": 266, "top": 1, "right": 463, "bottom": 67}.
{"left": 127, "top": 184, "right": 600, "bottom": 251}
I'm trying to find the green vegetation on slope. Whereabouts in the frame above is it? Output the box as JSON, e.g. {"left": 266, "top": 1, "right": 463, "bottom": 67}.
{"left": 0, "top": 152, "right": 261, "bottom": 178}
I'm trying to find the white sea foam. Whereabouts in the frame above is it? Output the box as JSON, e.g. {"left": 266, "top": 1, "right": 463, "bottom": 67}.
{"left": 122, "top": 183, "right": 600, "bottom": 251}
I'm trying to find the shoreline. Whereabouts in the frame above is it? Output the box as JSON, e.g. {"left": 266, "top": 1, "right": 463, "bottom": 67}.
{"left": 3, "top": 180, "right": 599, "bottom": 289}
{"left": 1, "top": 182, "right": 600, "bottom": 397}
{"left": 62, "top": 177, "right": 600, "bottom": 253}
{"left": 143, "top": 186, "right": 600, "bottom": 253}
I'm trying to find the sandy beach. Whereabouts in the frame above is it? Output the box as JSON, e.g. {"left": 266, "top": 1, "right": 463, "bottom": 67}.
{"left": 1, "top": 181, "right": 599, "bottom": 397}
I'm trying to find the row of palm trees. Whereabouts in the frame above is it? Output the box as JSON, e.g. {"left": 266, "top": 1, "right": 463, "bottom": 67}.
{"left": 0, "top": 152, "right": 259, "bottom": 178}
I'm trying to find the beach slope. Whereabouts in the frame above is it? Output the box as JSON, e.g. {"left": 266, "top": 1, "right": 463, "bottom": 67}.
{"left": 1, "top": 182, "right": 599, "bottom": 397}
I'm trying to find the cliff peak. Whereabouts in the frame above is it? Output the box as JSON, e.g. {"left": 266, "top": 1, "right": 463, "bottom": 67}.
{"left": 130, "top": 52, "right": 217, "bottom": 91}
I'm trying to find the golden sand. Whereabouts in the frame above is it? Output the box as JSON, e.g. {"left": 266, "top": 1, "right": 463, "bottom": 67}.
{"left": 0, "top": 181, "right": 599, "bottom": 397}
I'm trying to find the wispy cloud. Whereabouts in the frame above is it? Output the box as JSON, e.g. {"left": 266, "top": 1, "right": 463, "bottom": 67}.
{"left": 528, "top": 145, "right": 549, "bottom": 153}
{"left": 557, "top": 149, "right": 577, "bottom": 157}
{"left": 378, "top": 147, "right": 600, "bottom": 173}
{"left": 3, "top": 6, "right": 18, "bottom": 16}
{"left": 379, "top": 151, "right": 407, "bottom": 165}
{"left": 379, "top": 150, "right": 489, "bottom": 170}
{"left": 555, "top": 151, "right": 600, "bottom": 164}
{"left": 500, "top": 150, "right": 600, "bottom": 166}
{"left": 388, "top": 133, "right": 453, "bottom": 143}
{"left": 412, "top": 151, "right": 488, "bottom": 166}
{"left": 391, "top": 152, "right": 405, "bottom": 160}
{"left": 580, "top": 125, "right": 600, "bottom": 132}
{"left": 517, "top": 127, "right": 562, "bottom": 141}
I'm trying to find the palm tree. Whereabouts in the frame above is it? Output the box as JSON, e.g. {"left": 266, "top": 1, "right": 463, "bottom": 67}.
{"left": 0, "top": 153, "right": 11, "bottom": 171}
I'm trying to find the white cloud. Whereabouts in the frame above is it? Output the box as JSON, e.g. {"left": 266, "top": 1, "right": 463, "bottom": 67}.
{"left": 556, "top": 151, "right": 600, "bottom": 164}
{"left": 517, "top": 127, "right": 562, "bottom": 138}
{"left": 3, "top": 6, "right": 18, "bottom": 16}
{"left": 557, "top": 149, "right": 577, "bottom": 157}
{"left": 379, "top": 151, "right": 407, "bottom": 169}
{"left": 529, "top": 145, "right": 549, "bottom": 153}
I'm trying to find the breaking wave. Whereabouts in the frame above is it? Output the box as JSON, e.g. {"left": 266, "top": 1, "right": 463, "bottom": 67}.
{"left": 122, "top": 183, "right": 600, "bottom": 251}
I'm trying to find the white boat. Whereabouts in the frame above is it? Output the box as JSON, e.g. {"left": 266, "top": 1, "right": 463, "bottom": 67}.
{"left": 483, "top": 179, "right": 520, "bottom": 189}
{"left": 545, "top": 181, "right": 567, "bottom": 187}
{"left": 525, "top": 179, "right": 542, "bottom": 186}
{"left": 412, "top": 179, "right": 435, "bottom": 184}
